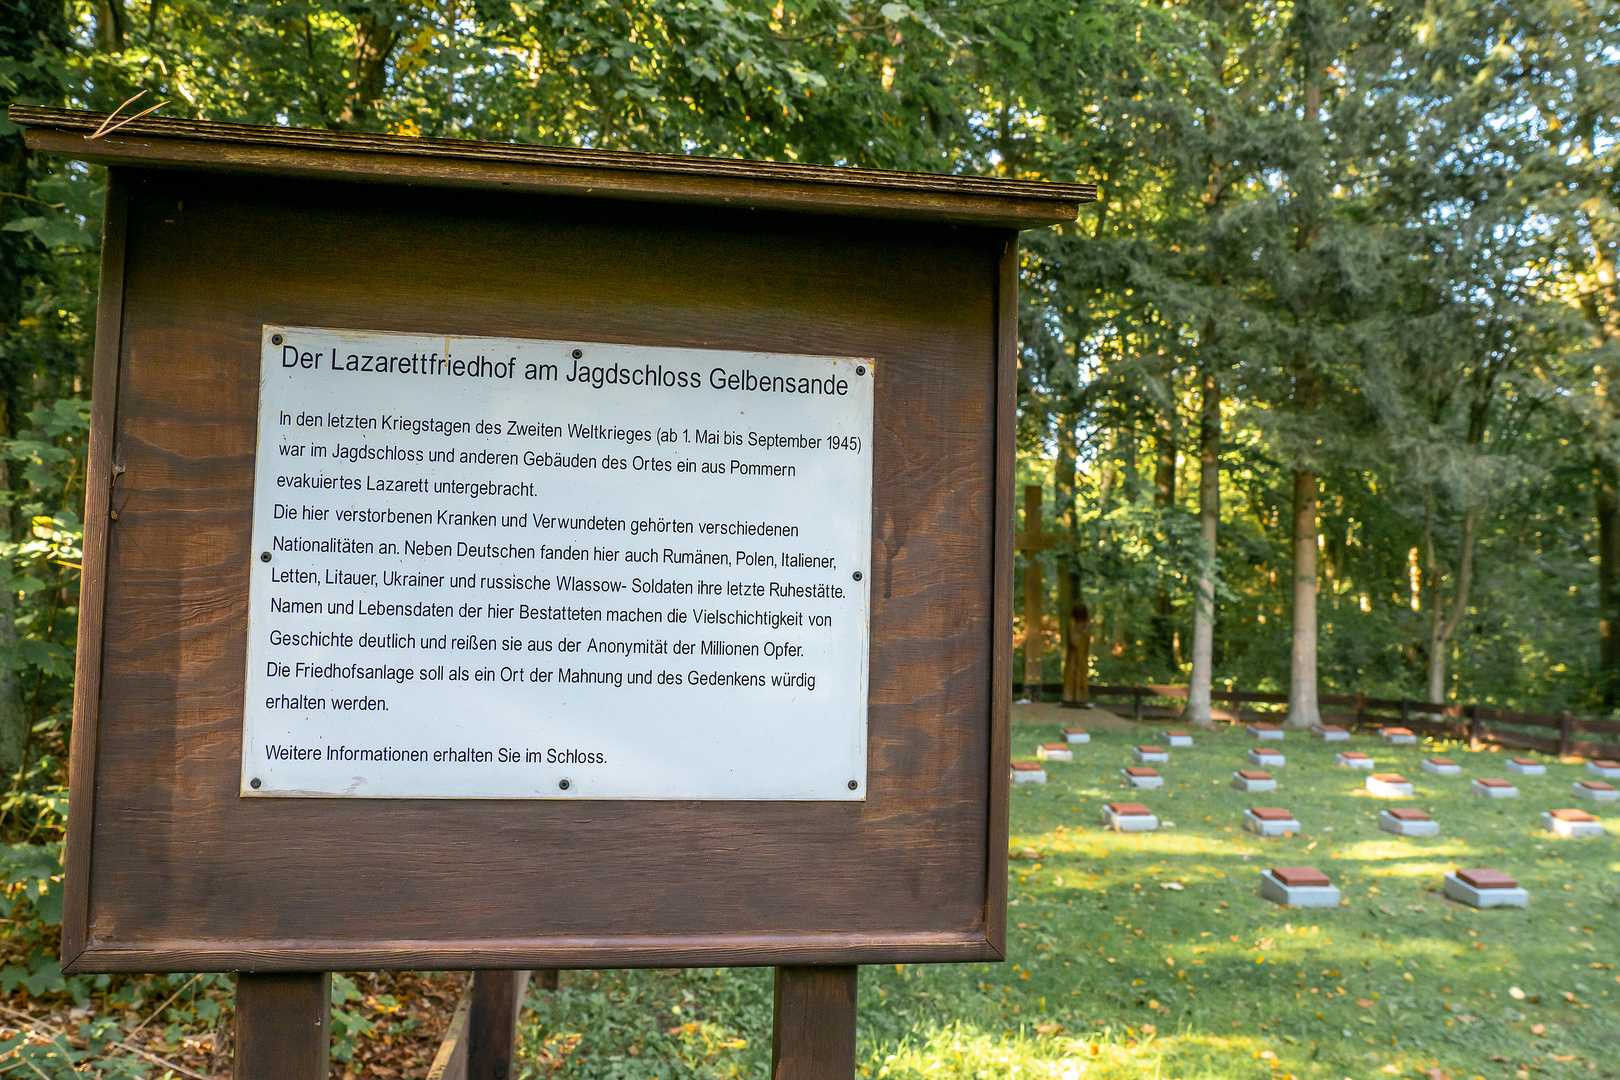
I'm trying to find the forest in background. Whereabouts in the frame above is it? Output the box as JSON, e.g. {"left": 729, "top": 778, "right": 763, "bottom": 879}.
{"left": 0, "top": 0, "right": 1614, "bottom": 1021}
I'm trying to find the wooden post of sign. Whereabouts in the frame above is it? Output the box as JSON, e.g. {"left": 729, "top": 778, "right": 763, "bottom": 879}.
{"left": 467, "top": 970, "right": 532, "bottom": 1080}
{"left": 772, "top": 967, "right": 858, "bottom": 1080}
{"left": 235, "top": 972, "right": 330, "bottom": 1080}
{"left": 1014, "top": 485, "right": 1057, "bottom": 699}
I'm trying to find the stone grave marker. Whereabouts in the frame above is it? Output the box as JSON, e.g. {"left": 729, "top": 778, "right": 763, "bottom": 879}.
{"left": 1378, "top": 808, "right": 1438, "bottom": 837}
{"left": 1247, "top": 747, "right": 1286, "bottom": 767}
{"left": 1505, "top": 757, "right": 1546, "bottom": 776}
{"left": 1101, "top": 801, "right": 1158, "bottom": 832}
{"left": 1541, "top": 809, "right": 1605, "bottom": 838}
{"left": 1260, "top": 866, "right": 1340, "bottom": 907}
{"left": 1232, "top": 769, "right": 1277, "bottom": 793}
{"left": 1012, "top": 761, "right": 1047, "bottom": 785}
{"left": 1311, "top": 724, "right": 1350, "bottom": 741}
{"left": 1243, "top": 807, "right": 1301, "bottom": 837}
{"left": 1573, "top": 780, "right": 1619, "bottom": 802}
{"left": 1133, "top": 745, "right": 1169, "bottom": 763}
{"left": 1366, "top": 773, "right": 1414, "bottom": 797}
{"left": 1422, "top": 757, "right": 1461, "bottom": 776}
{"left": 1443, "top": 868, "right": 1527, "bottom": 908}
{"left": 1247, "top": 722, "right": 1284, "bottom": 740}
{"left": 1380, "top": 726, "right": 1417, "bottom": 745}
{"left": 1585, "top": 759, "right": 1620, "bottom": 779}
{"left": 1121, "top": 766, "right": 1164, "bottom": 789}
{"left": 1337, "top": 751, "right": 1373, "bottom": 769}
{"left": 1472, "top": 778, "right": 1519, "bottom": 799}
{"left": 1063, "top": 728, "right": 1090, "bottom": 744}
{"left": 1166, "top": 731, "right": 1194, "bottom": 747}
{"left": 1037, "top": 743, "right": 1073, "bottom": 762}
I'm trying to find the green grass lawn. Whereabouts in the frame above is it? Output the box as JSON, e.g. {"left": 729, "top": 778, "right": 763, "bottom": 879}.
{"left": 515, "top": 723, "right": 1619, "bottom": 1080}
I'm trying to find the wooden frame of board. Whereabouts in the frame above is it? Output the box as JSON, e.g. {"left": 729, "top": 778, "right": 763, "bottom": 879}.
{"left": 13, "top": 106, "right": 1092, "bottom": 974}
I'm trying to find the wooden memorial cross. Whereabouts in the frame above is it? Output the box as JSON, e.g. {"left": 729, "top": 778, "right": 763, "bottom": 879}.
{"left": 1015, "top": 484, "right": 1058, "bottom": 696}
{"left": 12, "top": 105, "right": 1092, "bottom": 1080}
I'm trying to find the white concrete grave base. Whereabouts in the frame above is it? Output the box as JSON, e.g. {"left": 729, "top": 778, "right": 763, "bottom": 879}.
{"left": 1366, "top": 776, "right": 1414, "bottom": 798}
{"left": 1382, "top": 732, "right": 1417, "bottom": 745}
{"left": 1248, "top": 725, "right": 1284, "bottom": 740}
{"left": 1337, "top": 753, "right": 1373, "bottom": 769}
{"left": 1422, "top": 759, "right": 1461, "bottom": 776}
{"left": 1063, "top": 730, "right": 1090, "bottom": 744}
{"left": 1037, "top": 745, "right": 1073, "bottom": 762}
{"left": 1259, "top": 871, "right": 1340, "bottom": 907}
{"left": 1101, "top": 806, "right": 1159, "bottom": 832}
{"left": 1443, "top": 874, "right": 1528, "bottom": 908}
{"left": 1378, "top": 811, "right": 1439, "bottom": 837}
{"left": 1243, "top": 811, "right": 1301, "bottom": 837}
{"left": 1122, "top": 770, "right": 1164, "bottom": 790}
{"left": 1542, "top": 812, "right": 1605, "bottom": 838}
{"left": 1312, "top": 726, "right": 1350, "bottom": 742}
{"left": 1472, "top": 780, "right": 1519, "bottom": 799}
{"left": 1011, "top": 765, "right": 1047, "bottom": 784}
{"left": 1505, "top": 760, "right": 1546, "bottom": 776}
{"left": 1586, "top": 761, "right": 1620, "bottom": 779}
{"left": 1167, "top": 734, "right": 1194, "bottom": 748}
{"left": 1133, "top": 748, "right": 1169, "bottom": 763}
{"left": 1573, "top": 783, "right": 1620, "bottom": 802}
{"left": 1247, "top": 749, "right": 1286, "bottom": 767}
{"left": 1232, "top": 772, "right": 1277, "bottom": 793}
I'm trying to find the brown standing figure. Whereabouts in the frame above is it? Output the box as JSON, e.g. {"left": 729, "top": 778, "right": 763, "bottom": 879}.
{"left": 1015, "top": 485, "right": 1057, "bottom": 697}
{"left": 1062, "top": 600, "right": 1091, "bottom": 706}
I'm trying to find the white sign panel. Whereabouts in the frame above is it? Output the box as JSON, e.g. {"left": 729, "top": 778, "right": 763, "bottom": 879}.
{"left": 243, "top": 327, "right": 872, "bottom": 799}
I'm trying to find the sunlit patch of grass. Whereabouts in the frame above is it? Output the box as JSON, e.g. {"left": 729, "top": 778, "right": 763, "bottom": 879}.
{"left": 515, "top": 723, "right": 1619, "bottom": 1080}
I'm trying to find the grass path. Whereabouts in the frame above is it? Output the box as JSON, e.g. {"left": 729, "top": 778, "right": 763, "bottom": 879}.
{"left": 516, "top": 723, "right": 1618, "bottom": 1080}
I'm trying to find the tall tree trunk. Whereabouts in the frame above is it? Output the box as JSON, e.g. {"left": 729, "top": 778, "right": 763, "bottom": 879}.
{"left": 1286, "top": 470, "right": 1320, "bottom": 728}
{"left": 1186, "top": 364, "right": 1221, "bottom": 728}
{"left": 1600, "top": 463, "right": 1620, "bottom": 709}
{"left": 1056, "top": 418, "right": 1084, "bottom": 704}
{"left": 1150, "top": 386, "right": 1178, "bottom": 670}
{"left": 96, "top": 0, "right": 126, "bottom": 51}
{"left": 1425, "top": 506, "right": 1480, "bottom": 705}
{"left": 338, "top": 10, "right": 399, "bottom": 127}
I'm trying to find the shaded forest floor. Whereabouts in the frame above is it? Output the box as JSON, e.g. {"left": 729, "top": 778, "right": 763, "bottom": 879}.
{"left": 513, "top": 722, "right": 1619, "bottom": 1080}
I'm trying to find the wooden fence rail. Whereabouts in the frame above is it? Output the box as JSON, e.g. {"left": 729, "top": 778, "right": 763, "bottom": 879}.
{"left": 1014, "top": 681, "right": 1620, "bottom": 762}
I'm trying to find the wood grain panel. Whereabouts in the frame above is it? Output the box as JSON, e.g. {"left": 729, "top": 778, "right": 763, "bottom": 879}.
{"left": 772, "top": 967, "right": 858, "bottom": 1080}
{"left": 70, "top": 168, "right": 1008, "bottom": 971}
{"left": 63, "top": 170, "right": 129, "bottom": 963}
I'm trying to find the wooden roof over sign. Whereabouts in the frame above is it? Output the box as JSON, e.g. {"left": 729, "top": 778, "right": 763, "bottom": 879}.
{"left": 9, "top": 105, "right": 1095, "bottom": 229}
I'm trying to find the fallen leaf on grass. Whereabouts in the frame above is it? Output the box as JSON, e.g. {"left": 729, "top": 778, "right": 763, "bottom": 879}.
{"left": 1357, "top": 999, "right": 1375, "bottom": 1008}
{"left": 1036, "top": 1023, "right": 1064, "bottom": 1035}
{"left": 1489, "top": 1055, "right": 1508, "bottom": 1062}
{"left": 1409, "top": 904, "right": 1426, "bottom": 912}
{"left": 1427, "top": 1069, "right": 1449, "bottom": 1080}
{"left": 1159, "top": 882, "right": 1184, "bottom": 890}
{"left": 1531, "top": 1024, "right": 1545, "bottom": 1035}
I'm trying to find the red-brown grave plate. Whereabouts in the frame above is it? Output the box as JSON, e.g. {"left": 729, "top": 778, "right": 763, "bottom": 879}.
{"left": 1250, "top": 808, "right": 1293, "bottom": 821}
{"left": 1271, "top": 867, "right": 1330, "bottom": 887}
{"left": 1371, "top": 773, "right": 1408, "bottom": 783}
{"left": 1107, "top": 803, "right": 1151, "bottom": 817}
{"left": 1237, "top": 770, "right": 1272, "bottom": 780}
{"left": 1455, "top": 869, "right": 1517, "bottom": 889}
{"left": 1550, "top": 809, "right": 1596, "bottom": 822}
{"left": 1125, "top": 767, "right": 1159, "bottom": 777}
{"left": 1387, "top": 809, "right": 1431, "bottom": 821}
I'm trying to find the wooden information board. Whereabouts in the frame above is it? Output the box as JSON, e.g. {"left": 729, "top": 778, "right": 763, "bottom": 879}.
{"left": 14, "top": 106, "right": 1092, "bottom": 978}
